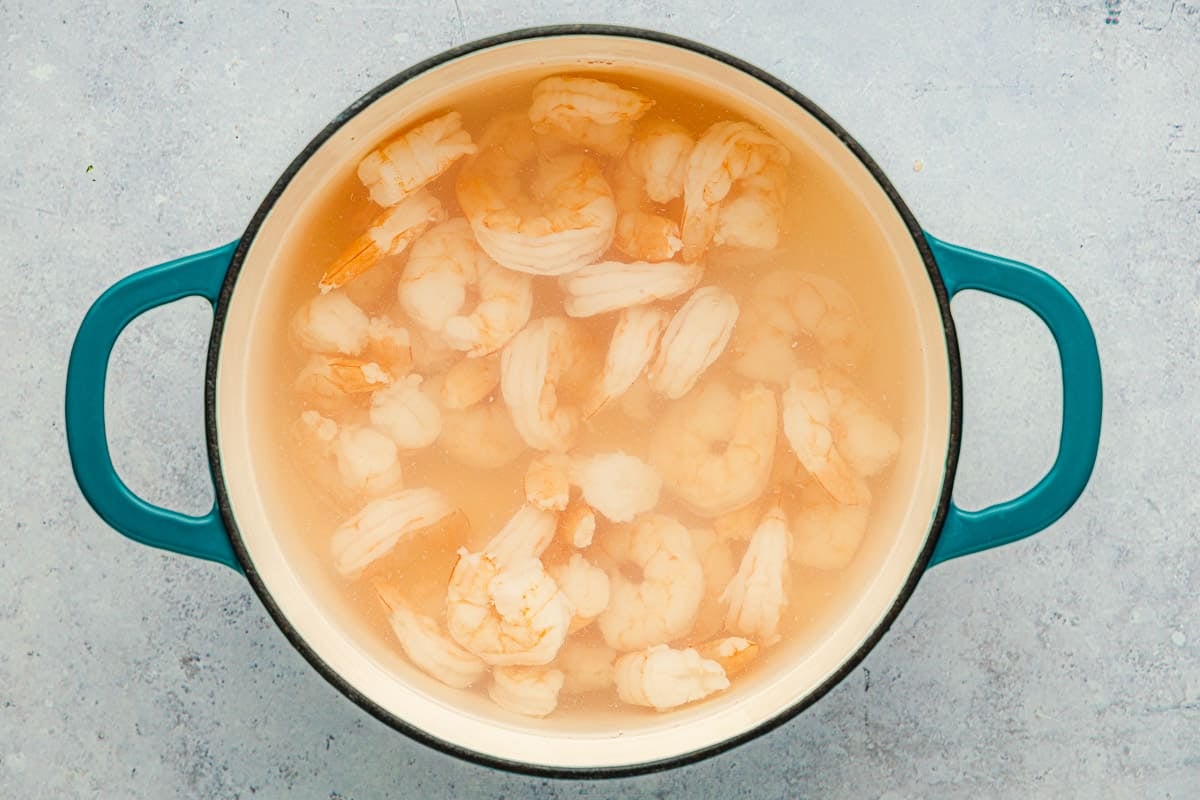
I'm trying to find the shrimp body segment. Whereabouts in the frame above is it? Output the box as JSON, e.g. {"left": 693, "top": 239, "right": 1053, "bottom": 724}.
{"left": 369, "top": 374, "right": 442, "bottom": 450}
{"left": 648, "top": 286, "right": 739, "bottom": 400}
{"left": 614, "top": 645, "right": 729, "bottom": 711}
{"left": 781, "top": 368, "right": 870, "bottom": 505}
{"left": 331, "top": 487, "right": 457, "bottom": 576}
{"left": 357, "top": 111, "right": 477, "bottom": 207}
{"left": 375, "top": 583, "right": 486, "bottom": 689}
{"left": 558, "top": 259, "right": 703, "bottom": 318}
{"left": 587, "top": 305, "right": 671, "bottom": 416}
{"left": 650, "top": 381, "right": 777, "bottom": 518}
{"left": 681, "top": 121, "right": 790, "bottom": 261}
{"left": 446, "top": 552, "right": 573, "bottom": 666}
{"left": 721, "top": 506, "right": 791, "bottom": 644}
{"left": 572, "top": 451, "right": 662, "bottom": 524}
{"left": 500, "top": 317, "right": 586, "bottom": 452}
{"left": 398, "top": 218, "right": 533, "bottom": 357}
{"left": 549, "top": 553, "right": 611, "bottom": 632}
{"left": 529, "top": 76, "right": 653, "bottom": 158}
{"left": 292, "top": 291, "right": 370, "bottom": 355}
{"left": 457, "top": 115, "right": 617, "bottom": 276}
{"left": 320, "top": 189, "right": 446, "bottom": 293}
{"left": 488, "top": 665, "right": 565, "bottom": 717}
{"left": 596, "top": 514, "right": 705, "bottom": 651}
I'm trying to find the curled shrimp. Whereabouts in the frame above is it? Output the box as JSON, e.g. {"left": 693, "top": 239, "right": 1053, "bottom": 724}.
{"left": 524, "top": 453, "right": 572, "bottom": 512}
{"left": 398, "top": 218, "right": 533, "bottom": 357}
{"left": 649, "top": 380, "right": 777, "bottom": 518}
{"left": 375, "top": 582, "right": 486, "bottom": 689}
{"left": 369, "top": 374, "right": 442, "bottom": 450}
{"left": 596, "top": 514, "right": 705, "bottom": 651}
{"left": 326, "top": 418, "right": 405, "bottom": 498}
{"left": 489, "top": 665, "right": 565, "bottom": 717}
{"left": 292, "top": 290, "right": 370, "bottom": 355}
{"left": 445, "top": 552, "right": 573, "bottom": 666}
{"left": 572, "top": 451, "right": 662, "bottom": 524}
{"left": 440, "top": 355, "right": 500, "bottom": 410}
{"left": 481, "top": 503, "right": 559, "bottom": 567}
{"left": 733, "top": 270, "right": 866, "bottom": 379}
{"left": 781, "top": 368, "right": 870, "bottom": 505}
{"left": 457, "top": 114, "right": 616, "bottom": 276}
{"left": 681, "top": 121, "right": 790, "bottom": 262}
{"left": 528, "top": 75, "right": 653, "bottom": 158}
{"left": 820, "top": 369, "right": 902, "bottom": 478}
{"left": 294, "top": 354, "right": 390, "bottom": 413}
{"left": 790, "top": 482, "right": 872, "bottom": 571}
{"left": 558, "top": 259, "right": 703, "bottom": 318}
{"left": 647, "top": 285, "right": 739, "bottom": 399}
{"left": 614, "top": 645, "right": 729, "bottom": 711}
{"left": 319, "top": 189, "right": 446, "bottom": 293}
{"left": 330, "top": 487, "right": 457, "bottom": 576}
{"left": 557, "top": 638, "right": 617, "bottom": 694}
{"left": 499, "top": 317, "right": 588, "bottom": 452}
{"left": 558, "top": 497, "right": 597, "bottom": 548}
{"left": 585, "top": 305, "right": 670, "bottom": 416}
{"left": 713, "top": 160, "right": 788, "bottom": 250}
{"left": 549, "top": 553, "right": 611, "bottom": 632}
{"left": 357, "top": 111, "right": 476, "bottom": 208}
{"left": 721, "top": 504, "right": 791, "bottom": 644}
{"left": 439, "top": 401, "right": 527, "bottom": 469}
{"left": 365, "top": 315, "right": 414, "bottom": 377}
{"left": 611, "top": 118, "right": 695, "bottom": 261}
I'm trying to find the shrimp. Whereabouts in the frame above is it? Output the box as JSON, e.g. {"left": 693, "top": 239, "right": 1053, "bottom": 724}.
{"left": 549, "top": 553, "right": 611, "bottom": 632}
{"left": 375, "top": 582, "right": 486, "bottom": 689}
{"left": 596, "top": 514, "right": 705, "bottom": 651}
{"left": 482, "top": 503, "right": 558, "bottom": 567}
{"left": 292, "top": 290, "right": 370, "bottom": 355}
{"left": 614, "top": 645, "right": 729, "bottom": 711}
{"left": 610, "top": 118, "right": 695, "bottom": 262}
{"left": 499, "top": 317, "right": 587, "bottom": 452}
{"left": 445, "top": 552, "right": 573, "bottom": 666}
{"left": 369, "top": 374, "right": 442, "bottom": 450}
{"left": 695, "top": 637, "right": 759, "bottom": 677}
{"left": 365, "top": 316, "right": 414, "bottom": 377}
{"left": 558, "top": 497, "right": 597, "bottom": 548}
{"left": 791, "top": 483, "right": 872, "bottom": 571}
{"left": 721, "top": 505, "right": 791, "bottom": 644}
{"left": 331, "top": 487, "right": 457, "bottom": 576}
{"left": 821, "top": 369, "right": 901, "bottom": 478}
{"left": 398, "top": 218, "right": 533, "bottom": 357}
{"left": 733, "top": 270, "right": 866, "bottom": 379}
{"left": 557, "top": 639, "right": 616, "bottom": 694}
{"left": 440, "top": 355, "right": 501, "bottom": 410}
{"left": 649, "top": 380, "right": 777, "bottom": 518}
{"left": 319, "top": 189, "right": 446, "bottom": 293}
{"left": 713, "top": 160, "right": 788, "bottom": 250}
{"left": 558, "top": 259, "right": 703, "bottom": 318}
{"left": 294, "top": 354, "right": 390, "bottom": 413}
{"left": 488, "top": 665, "right": 565, "bottom": 717}
{"left": 781, "top": 368, "right": 870, "bottom": 505}
{"left": 572, "top": 451, "right": 662, "bottom": 523}
{"left": 357, "top": 111, "right": 476, "bottom": 208}
{"left": 528, "top": 76, "right": 653, "bottom": 158}
{"left": 647, "top": 286, "right": 739, "bottom": 400}
{"left": 585, "top": 305, "right": 670, "bottom": 416}
{"left": 680, "top": 121, "right": 790, "bottom": 262}
{"left": 331, "top": 423, "right": 405, "bottom": 497}
{"left": 524, "top": 453, "right": 572, "bottom": 512}
{"left": 457, "top": 115, "right": 616, "bottom": 276}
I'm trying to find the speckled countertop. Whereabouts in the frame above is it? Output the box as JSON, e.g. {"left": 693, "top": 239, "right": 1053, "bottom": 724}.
{"left": 2, "top": 1, "right": 1197, "bottom": 797}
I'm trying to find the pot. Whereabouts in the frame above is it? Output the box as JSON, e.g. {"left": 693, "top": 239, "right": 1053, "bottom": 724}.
{"left": 65, "top": 25, "right": 1102, "bottom": 777}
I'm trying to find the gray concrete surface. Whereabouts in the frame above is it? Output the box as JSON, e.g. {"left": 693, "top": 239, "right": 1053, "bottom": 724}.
{"left": 2, "top": 1, "right": 1197, "bottom": 797}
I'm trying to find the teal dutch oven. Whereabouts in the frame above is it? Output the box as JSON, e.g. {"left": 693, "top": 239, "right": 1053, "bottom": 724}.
{"left": 64, "top": 26, "right": 1102, "bottom": 777}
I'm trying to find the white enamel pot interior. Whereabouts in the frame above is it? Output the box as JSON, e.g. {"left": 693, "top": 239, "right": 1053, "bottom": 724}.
{"left": 209, "top": 27, "right": 956, "bottom": 776}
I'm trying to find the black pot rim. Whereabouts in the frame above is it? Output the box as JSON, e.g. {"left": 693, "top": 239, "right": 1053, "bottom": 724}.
{"left": 204, "top": 23, "right": 963, "bottom": 780}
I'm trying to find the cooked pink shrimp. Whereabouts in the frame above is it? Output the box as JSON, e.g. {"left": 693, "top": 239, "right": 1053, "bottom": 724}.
{"left": 614, "top": 645, "right": 729, "bottom": 711}
{"left": 610, "top": 118, "right": 695, "bottom": 261}
{"left": 398, "top": 218, "right": 533, "bottom": 357}
{"left": 488, "top": 665, "right": 565, "bottom": 717}
{"left": 647, "top": 286, "right": 739, "bottom": 399}
{"left": 330, "top": 487, "right": 457, "bottom": 576}
{"left": 558, "top": 259, "right": 703, "bottom": 318}
{"left": 528, "top": 76, "right": 653, "bottom": 157}
{"left": 294, "top": 354, "right": 391, "bottom": 413}
{"left": 440, "top": 355, "right": 501, "bottom": 410}
{"left": 357, "top": 111, "right": 476, "bottom": 207}
{"left": 319, "top": 189, "right": 446, "bottom": 293}
{"left": 292, "top": 290, "right": 371, "bottom": 355}
{"left": 499, "top": 317, "right": 587, "bottom": 452}
{"left": 790, "top": 482, "right": 872, "bottom": 570}
{"left": 721, "top": 504, "right": 791, "bottom": 644}
{"left": 680, "top": 121, "right": 790, "bottom": 262}
{"left": 596, "top": 514, "right": 705, "bottom": 651}
{"left": 695, "top": 636, "right": 759, "bottom": 677}
{"left": 549, "top": 553, "right": 611, "bottom": 632}
{"left": 585, "top": 305, "right": 671, "bottom": 416}
{"left": 456, "top": 114, "right": 617, "bottom": 276}
{"left": 481, "top": 503, "right": 559, "bottom": 567}
{"left": 375, "top": 582, "right": 486, "bottom": 689}
{"left": 781, "top": 368, "right": 870, "bottom": 505}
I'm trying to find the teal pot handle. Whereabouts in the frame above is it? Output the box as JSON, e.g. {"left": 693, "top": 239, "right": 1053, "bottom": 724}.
{"left": 65, "top": 243, "right": 241, "bottom": 571}
{"left": 926, "top": 234, "right": 1102, "bottom": 566}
